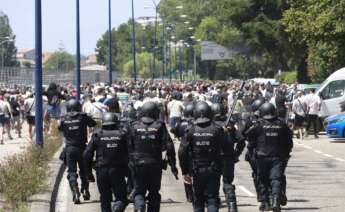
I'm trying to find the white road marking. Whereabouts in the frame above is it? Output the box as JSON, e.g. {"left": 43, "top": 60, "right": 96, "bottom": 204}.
{"left": 322, "top": 154, "right": 333, "bottom": 158}
{"left": 238, "top": 185, "right": 256, "bottom": 197}
{"left": 314, "top": 150, "right": 323, "bottom": 154}
{"left": 335, "top": 158, "right": 345, "bottom": 162}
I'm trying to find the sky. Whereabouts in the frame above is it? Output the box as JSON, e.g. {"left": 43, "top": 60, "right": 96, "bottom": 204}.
{"left": 1, "top": 0, "right": 158, "bottom": 55}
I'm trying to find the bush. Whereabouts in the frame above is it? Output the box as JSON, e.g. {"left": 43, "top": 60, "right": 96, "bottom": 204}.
{"left": 276, "top": 71, "right": 297, "bottom": 84}
{"left": 0, "top": 127, "right": 62, "bottom": 210}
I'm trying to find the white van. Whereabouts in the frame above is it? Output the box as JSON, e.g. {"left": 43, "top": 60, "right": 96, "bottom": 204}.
{"left": 317, "top": 67, "right": 345, "bottom": 117}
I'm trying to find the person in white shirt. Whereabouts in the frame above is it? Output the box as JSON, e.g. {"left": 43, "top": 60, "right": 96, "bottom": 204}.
{"left": 292, "top": 91, "right": 307, "bottom": 139}
{"left": 24, "top": 93, "right": 35, "bottom": 141}
{"left": 167, "top": 92, "right": 184, "bottom": 128}
{"left": 0, "top": 95, "right": 13, "bottom": 143}
{"left": 304, "top": 89, "right": 321, "bottom": 138}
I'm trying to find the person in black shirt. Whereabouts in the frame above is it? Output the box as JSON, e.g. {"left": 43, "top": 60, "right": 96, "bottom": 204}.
{"left": 247, "top": 103, "right": 293, "bottom": 212}
{"left": 128, "top": 102, "right": 178, "bottom": 212}
{"left": 9, "top": 96, "right": 21, "bottom": 138}
{"left": 58, "top": 98, "right": 96, "bottom": 204}
{"left": 44, "top": 83, "right": 65, "bottom": 134}
{"left": 179, "top": 101, "right": 227, "bottom": 212}
{"left": 84, "top": 113, "right": 129, "bottom": 212}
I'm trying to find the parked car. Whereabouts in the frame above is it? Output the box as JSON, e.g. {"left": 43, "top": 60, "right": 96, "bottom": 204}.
{"left": 317, "top": 67, "right": 345, "bottom": 118}
{"left": 325, "top": 113, "right": 345, "bottom": 138}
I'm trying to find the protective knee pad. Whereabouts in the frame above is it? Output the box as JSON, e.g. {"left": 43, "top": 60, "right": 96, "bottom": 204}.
{"left": 134, "top": 195, "right": 146, "bottom": 211}
{"left": 207, "top": 197, "right": 221, "bottom": 210}
{"left": 112, "top": 200, "right": 127, "bottom": 212}
{"left": 67, "top": 173, "right": 78, "bottom": 187}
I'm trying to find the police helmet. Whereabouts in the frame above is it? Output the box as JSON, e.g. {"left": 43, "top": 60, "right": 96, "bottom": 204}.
{"left": 123, "top": 105, "right": 137, "bottom": 121}
{"left": 194, "top": 101, "right": 213, "bottom": 124}
{"left": 251, "top": 98, "right": 265, "bottom": 112}
{"left": 211, "top": 103, "right": 226, "bottom": 118}
{"left": 66, "top": 98, "right": 81, "bottom": 112}
{"left": 259, "top": 103, "right": 276, "bottom": 120}
{"left": 102, "top": 112, "right": 118, "bottom": 127}
{"left": 184, "top": 103, "right": 194, "bottom": 118}
{"left": 141, "top": 101, "right": 159, "bottom": 123}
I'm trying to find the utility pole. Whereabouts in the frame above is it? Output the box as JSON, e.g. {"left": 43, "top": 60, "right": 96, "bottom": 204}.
{"left": 35, "top": 0, "right": 43, "bottom": 147}
{"left": 108, "top": 0, "right": 113, "bottom": 84}
{"left": 76, "top": 0, "right": 81, "bottom": 100}
{"left": 131, "top": 0, "right": 137, "bottom": 81}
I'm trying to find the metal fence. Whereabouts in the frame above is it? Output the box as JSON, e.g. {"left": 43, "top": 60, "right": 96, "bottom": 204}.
{"left": 0, "top": 67, "right": 118, "bottom": 87}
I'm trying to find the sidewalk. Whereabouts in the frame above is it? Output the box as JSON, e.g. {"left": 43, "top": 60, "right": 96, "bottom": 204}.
{"left": 0, "top": 123, "right": 31, "bottom": 161}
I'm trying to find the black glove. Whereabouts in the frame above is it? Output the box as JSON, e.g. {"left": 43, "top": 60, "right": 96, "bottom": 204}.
{"left": 171, "top": 166, "right": 179, "bottom": 180}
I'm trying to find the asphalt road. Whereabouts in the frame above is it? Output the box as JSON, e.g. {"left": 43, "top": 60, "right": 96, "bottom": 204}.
{"left": 55, "top": 136, "right": 345, "bottom": 212}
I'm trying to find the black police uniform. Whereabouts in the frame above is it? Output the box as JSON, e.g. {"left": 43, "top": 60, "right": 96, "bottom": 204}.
{"left": 119, "top": 106, "right": 137, "bottom": 200}
{"left": 214, "top": 115, "right": 245, "bottom": 212}
{"left": 241, "top": 98, "right": 265, "bottom": 203}
{"left": 179, "top": 120, "right": 227, "bottom": 212}
{"left": 171, "top": 117, "right": 194, "bottom": 202}
{"left": 58, "top": 111, "right": 96, "bottom": 203}
{"left": 249, "top": 117, "right": 293, "bottom": 211}
{"left": 84, "top": 126, "right": 129, "bottom": 212}
{"left": 242, "top": 113, "right": 261, "bottom": 201}
{"left": 128, "top": 118, "right": 177, "bottom": 212}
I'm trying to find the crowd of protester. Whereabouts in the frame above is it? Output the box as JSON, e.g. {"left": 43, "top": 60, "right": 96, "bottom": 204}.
{"left": 0, "top": 79, "right": 330, "bottom": 145}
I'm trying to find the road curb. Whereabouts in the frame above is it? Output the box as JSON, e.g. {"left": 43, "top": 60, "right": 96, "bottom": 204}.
{"left": 30, "top": 146, "right": 66, "bottom": 212}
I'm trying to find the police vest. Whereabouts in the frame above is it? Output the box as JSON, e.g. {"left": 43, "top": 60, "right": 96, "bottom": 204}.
{"left": 62, "top": 113, "right": 85, "bottom": 147}
{"left": 189, "top": 123, "right": 221, "bottom": 163}
{"left": 131, "top": 121, "right": 163, "bottom": 162}
{"left": 256, "top": 119, "right": 284, "bottom": 157}
{"left": 94, "top": 129, "right": 128, "bottom": 167}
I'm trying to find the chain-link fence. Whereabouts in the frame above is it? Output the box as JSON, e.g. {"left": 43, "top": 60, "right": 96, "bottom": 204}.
{"left": 0, "top": 67, "right": 119, "bottom": 87}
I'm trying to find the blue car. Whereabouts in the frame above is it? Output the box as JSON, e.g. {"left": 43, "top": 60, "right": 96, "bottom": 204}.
{"left": 326, "top": 114, "right": 345, "bottom": 138}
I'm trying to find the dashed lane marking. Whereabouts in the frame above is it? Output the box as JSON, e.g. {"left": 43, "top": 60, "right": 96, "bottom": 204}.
{"left": 322, "top": 154, "right": 333, "bottom": 158}
{"left": 238, "top": 185, "right": 256, "bottom": 197}
{"left": 335, "top": 158, "right": 345, "bottom": 162}
{"left": 314, "top": 150, "right": 323, "bottom": 154}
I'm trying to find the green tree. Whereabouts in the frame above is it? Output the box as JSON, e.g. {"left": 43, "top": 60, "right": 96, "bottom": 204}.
{"left": 0, "top": 12, "right": 18, "bottom": 67}
{"left": 283, "top": 0, "right": 345, "bottom": 82}
{"left": 44, "top": 50, "right": 75, "bottom": 71}
{"left": 159, "top": 0, "right": 296, "bottom": 80}
{"left": 96, "top": 21, "right": 159, "bottom": 77}
{"left": 122, "top": 52, "right": 161, "bottom": 79}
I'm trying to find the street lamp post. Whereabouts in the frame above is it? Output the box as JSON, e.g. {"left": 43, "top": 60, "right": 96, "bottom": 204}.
{"left": 152, "top": 1, "right": 158, "bottom": 80}
{"left": 35, "top": 0, "right": 43, "bottom": 147}
{"left": 76, "top": 0, "right": 81, "bottom": 100}
{"left": 167, "top": 28, "right": 172, "bottom": 82}
{"left": 178, "top": 42, "right": 183, "bottom": 81}
{"left": 161, "top": 23, "right": 165, "bottom": 80}
{"left": 131, "top": 0, "right": 137, "bottom": 81}
{"left": 108, "top": 0, "right": 113, "bottom": 85}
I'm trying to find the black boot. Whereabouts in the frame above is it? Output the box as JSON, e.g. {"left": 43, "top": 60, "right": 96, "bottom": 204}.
{"left": 280, "top": 191, "right": 287, "bottom": 206}
{"left": 81, "top": 184, "right": 90, "bottom": 201}
{"left": 228, "top": 202, "right": 238, "bottom": 212}
{"left": 72, "top": 186, "right": 81, "bottom": 204}
{"left": 272, "top": 196, "right": 281, "bottom": 212}
{"left": 259, "top": 202, "right": 272, "bottom": 211}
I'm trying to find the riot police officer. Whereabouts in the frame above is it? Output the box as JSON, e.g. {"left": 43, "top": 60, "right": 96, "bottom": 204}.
{"left": 179, "top": 101, "right": 227, "bottom": 212}
{"left": 120, "top": 105, "right": 137, "bottom": 201}
{"left": 128, "top": 101, "right": 178, "bottom": 212}
{"left": 242, "top": 98, "right": 265, "bottom": 208}
{"left": 211, "top": 103, "right": 245, "bottom": 212}
{"left": 248, "top": 103, "right": 293, "bottom": 212}
{"left": 84, "top": 113, "right": 129, "bottom": 212}
{"left": 171, "top": 103, "right": 195, "bottom": 203}
{"left": 58, "top": 98, "right": 96, "bottom": 204}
